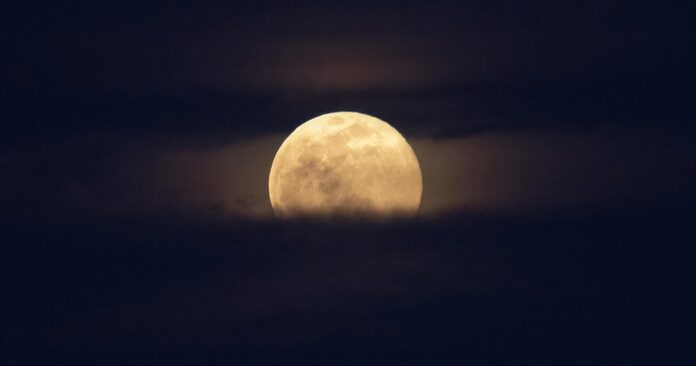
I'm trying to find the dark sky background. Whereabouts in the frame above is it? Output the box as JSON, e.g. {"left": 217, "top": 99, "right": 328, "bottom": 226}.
{"left": 1, "top": 1, "right": 695, "bottom": 365}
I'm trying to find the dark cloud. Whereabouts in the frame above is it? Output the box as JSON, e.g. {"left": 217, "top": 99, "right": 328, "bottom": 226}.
{"left": 1, "top": 1, "right": 695, "bottom": 364}
{"left": 2, "top": 1, "right": 694, "bottom": 147}
{"left": 2, "top": 211, "right": 692, "bottom": 364}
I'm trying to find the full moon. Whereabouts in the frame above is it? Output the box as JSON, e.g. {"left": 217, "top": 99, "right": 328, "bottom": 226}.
{"left": 269, "top": 112, "right": 422, "bottom": 218}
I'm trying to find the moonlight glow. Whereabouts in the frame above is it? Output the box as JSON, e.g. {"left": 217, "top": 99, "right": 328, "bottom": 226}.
{"left": 269, "top": 112, "right": 422, "bottom": 218}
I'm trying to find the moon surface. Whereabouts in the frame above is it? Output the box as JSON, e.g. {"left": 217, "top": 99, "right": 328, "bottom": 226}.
{"left": 269, "top": 112, "right": 422, "bottom": 218}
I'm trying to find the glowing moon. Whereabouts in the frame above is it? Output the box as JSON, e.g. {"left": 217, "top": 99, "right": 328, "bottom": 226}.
{"left": 269, "top": 112, "right": 422, "bottom": 218}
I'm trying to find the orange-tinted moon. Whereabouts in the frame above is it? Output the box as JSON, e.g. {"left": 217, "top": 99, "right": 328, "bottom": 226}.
{"left": 269, "top": 112, "right": 422, "bottom": 218}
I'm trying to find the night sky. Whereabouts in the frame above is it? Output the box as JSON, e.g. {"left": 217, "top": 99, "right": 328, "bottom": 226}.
{"left": 2, "top": 1, "right": 695, "bottom": 365}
